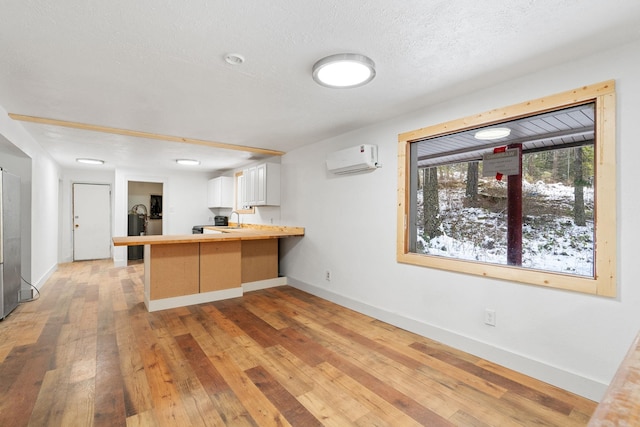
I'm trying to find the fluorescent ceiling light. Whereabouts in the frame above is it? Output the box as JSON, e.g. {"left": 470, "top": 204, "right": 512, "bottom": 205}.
{"left": 474, "top": 127, "right": 511, "bottom": 140}
{"left": 76, "top": 158, "right": 104, "bottom": 165}
{"left": 312, "top": 53, "right": 376, "bottom": 88}
{"left": 176, "top": 159, "right": 200, "bottom": 166}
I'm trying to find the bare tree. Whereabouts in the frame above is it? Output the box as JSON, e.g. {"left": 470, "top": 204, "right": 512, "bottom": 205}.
{"left": 465, "top": 161, "right": 479, "bottom": 206}
{"left": 573, "top": 147, "right": 586, "bottom": 226}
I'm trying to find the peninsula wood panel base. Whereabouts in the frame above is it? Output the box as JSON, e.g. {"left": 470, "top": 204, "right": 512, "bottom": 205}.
{"left": 147, "top": 243, "right": 200, "bottom": 300}
{"left": 143, "top": 241, "right": 284, "bottom": 312}
{"left": 200, "top": 240, "right": 242, "bottom": 292}
{"left": 241, "top": 239, "right": 278, "bottom": 283}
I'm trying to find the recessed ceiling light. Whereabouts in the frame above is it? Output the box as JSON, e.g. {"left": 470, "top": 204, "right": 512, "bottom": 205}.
{"left": 224, "top": 53, "right": 245, "bottom": 65}
{"left": 312, "top": 53, "right": 376, "bottom": 88}
{"left": 176, "top": 159, "right": 200, "bottom": 166}
{"left": 474, "top": 127, "right": 512, "bottom": 140}
{"left": 76, "top": 158, "right": 104, "bottom": 165}
{"left": 45, "top": 131, "right": 64, "bottom": 138}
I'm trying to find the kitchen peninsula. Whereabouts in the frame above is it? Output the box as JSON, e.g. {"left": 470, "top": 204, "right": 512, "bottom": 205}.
{"left": 112, "top": 224, "right": 304, "bottom": 311}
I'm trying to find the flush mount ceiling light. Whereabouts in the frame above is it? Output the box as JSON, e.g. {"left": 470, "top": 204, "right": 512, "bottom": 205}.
{"left": 224, "top": 53, "right": 245, "bottom": 65}
{"left": 474, "top": 127, "right": 512, "bottom": 140}
{"left": 312, "top": 53, "right": 376, "bottom": 88}
{"left": 176, "top": 159, "right": 200, "bottom": 166}
{"left": 76, "top": 158, "right": 104, "bottom": 165}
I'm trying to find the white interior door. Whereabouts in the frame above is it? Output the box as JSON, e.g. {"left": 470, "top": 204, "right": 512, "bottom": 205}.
{"left": 73, "top": 183, "right": 111, "bottom": 260}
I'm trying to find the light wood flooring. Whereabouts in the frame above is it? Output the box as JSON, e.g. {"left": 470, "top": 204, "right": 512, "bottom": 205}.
{"left": 0, "top": 260, "right": 597, "bottom": 426}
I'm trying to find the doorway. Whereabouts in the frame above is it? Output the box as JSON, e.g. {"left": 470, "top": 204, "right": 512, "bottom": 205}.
{"left": 127, "top": 181, "right": 163, "bottom": 262}
{"left": 73, "top": 183, "right": 111, "bottom": 260}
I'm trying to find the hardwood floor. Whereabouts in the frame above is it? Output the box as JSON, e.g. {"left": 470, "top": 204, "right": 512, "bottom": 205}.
{"left": 0, "top": 260, "right": 596, "bottom": 426}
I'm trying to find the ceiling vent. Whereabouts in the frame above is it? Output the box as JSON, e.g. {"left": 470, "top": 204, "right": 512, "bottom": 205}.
{"left": 326, "top": 144, "right": 379, "bottom": 175}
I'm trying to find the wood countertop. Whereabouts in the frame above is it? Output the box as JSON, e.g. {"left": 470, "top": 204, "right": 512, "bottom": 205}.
{"left": 112, "top": 224, "right": 304, "bottom": 246}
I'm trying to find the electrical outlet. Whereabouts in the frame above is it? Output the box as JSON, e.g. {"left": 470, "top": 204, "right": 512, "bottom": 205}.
{"left": 484, "top": 309, "right": 496, "bottom": 326}
{"left": 325, "top": 270, "right": 331, "bottom": 281}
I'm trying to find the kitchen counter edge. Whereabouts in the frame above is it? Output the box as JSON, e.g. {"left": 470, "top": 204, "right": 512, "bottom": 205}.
{"left": 112, "top": 224, "right": 304, "bottom": 246}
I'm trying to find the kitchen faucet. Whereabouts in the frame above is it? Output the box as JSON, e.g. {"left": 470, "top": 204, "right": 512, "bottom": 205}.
{"left": 230, "top": 210, "right": 241, "bottom": 228}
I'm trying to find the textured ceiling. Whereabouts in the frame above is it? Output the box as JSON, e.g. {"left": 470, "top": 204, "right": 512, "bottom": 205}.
{"left": 1, "top": 1, "right": 640, "bottom": 171}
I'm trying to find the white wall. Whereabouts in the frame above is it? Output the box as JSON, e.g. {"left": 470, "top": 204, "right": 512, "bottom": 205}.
{"left": 279, "top": 39, "right": 640, "bottom": 401}
{"left": 0, "top": 105, "right": 60, "bottom": 289}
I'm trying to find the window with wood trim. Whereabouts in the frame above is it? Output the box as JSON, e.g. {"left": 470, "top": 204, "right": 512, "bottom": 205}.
{"left": 397, "top": 81, "right": 616, "bottom": 296}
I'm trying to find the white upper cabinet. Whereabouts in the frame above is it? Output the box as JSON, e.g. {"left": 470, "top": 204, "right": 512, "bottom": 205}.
{"left": 242, "top": 163, "right": 280, "bottom": 207}
{"left": 207, "top": 176, "right": 234, "bottom": 208}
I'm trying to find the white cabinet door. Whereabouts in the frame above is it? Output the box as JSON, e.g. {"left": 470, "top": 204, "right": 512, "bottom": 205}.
{"left": 264, "top": 163, "right": 280, "bottom": 206}
{"left": 207, "top": 179, "right": 219, "bottom": 207}
{"left": 255, "top": 163, "right": 266, "bottom": 205}
{"left": 207, "top": 177, "right": 234, "bottom": 208}
{"left": 242, "top": 163, "right": 280, "bottom": 207}
{"left": 242, "top": 167, "right": 256, "bottom": 207}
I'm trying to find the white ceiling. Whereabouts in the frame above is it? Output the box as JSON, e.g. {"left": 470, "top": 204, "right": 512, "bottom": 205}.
{"left": 1, "top": 1, "right": 640, "bottom": 172}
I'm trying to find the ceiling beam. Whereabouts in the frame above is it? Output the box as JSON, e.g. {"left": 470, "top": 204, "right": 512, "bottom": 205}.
{"left": 8, "top": 113, "right": 285, "bottom": 157}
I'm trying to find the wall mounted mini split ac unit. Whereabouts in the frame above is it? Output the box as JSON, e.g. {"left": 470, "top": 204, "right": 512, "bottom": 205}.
{"left": 326, "top": 144, "right": 379, "bottom": 175}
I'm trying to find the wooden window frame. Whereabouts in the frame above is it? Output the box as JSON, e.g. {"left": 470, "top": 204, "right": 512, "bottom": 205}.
{"left": 397, "top": 81, "right": 617, "bottom": 296}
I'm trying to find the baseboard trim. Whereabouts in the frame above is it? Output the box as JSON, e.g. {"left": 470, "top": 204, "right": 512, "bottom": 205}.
{"left": 286, "top": 276, "right": 607, "bottom": 401}
{"left": 144, "top": 276, "right": 288, "bottom": 312}
{"left": 113, "top": 257, "right": 127, "bottom": 268}
{"left": 146, "top": 287, "right": 244, "bottom": 312}
{"left": 243, "top": 276, "right": 288, "bottom": 292}
{"left": 34, "top": 263, "right": 58, "bottom": 291}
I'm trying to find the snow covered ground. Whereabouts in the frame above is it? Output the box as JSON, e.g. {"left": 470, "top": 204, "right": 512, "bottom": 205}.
{"left": 416, "top": 179, "right": 594, "bottom": 277}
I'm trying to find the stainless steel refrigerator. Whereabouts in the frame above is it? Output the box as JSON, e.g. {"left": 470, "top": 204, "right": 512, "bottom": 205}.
{"left": 0, "top": 168, "right": 21, "bottom": 320}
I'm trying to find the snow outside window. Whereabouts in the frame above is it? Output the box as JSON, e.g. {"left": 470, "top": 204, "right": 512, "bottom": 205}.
{"left": 413, "top": 143, "right": 594, "bottom": 277}
{"left": 397, "top": 82, "right": 617, "bottom": 297}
